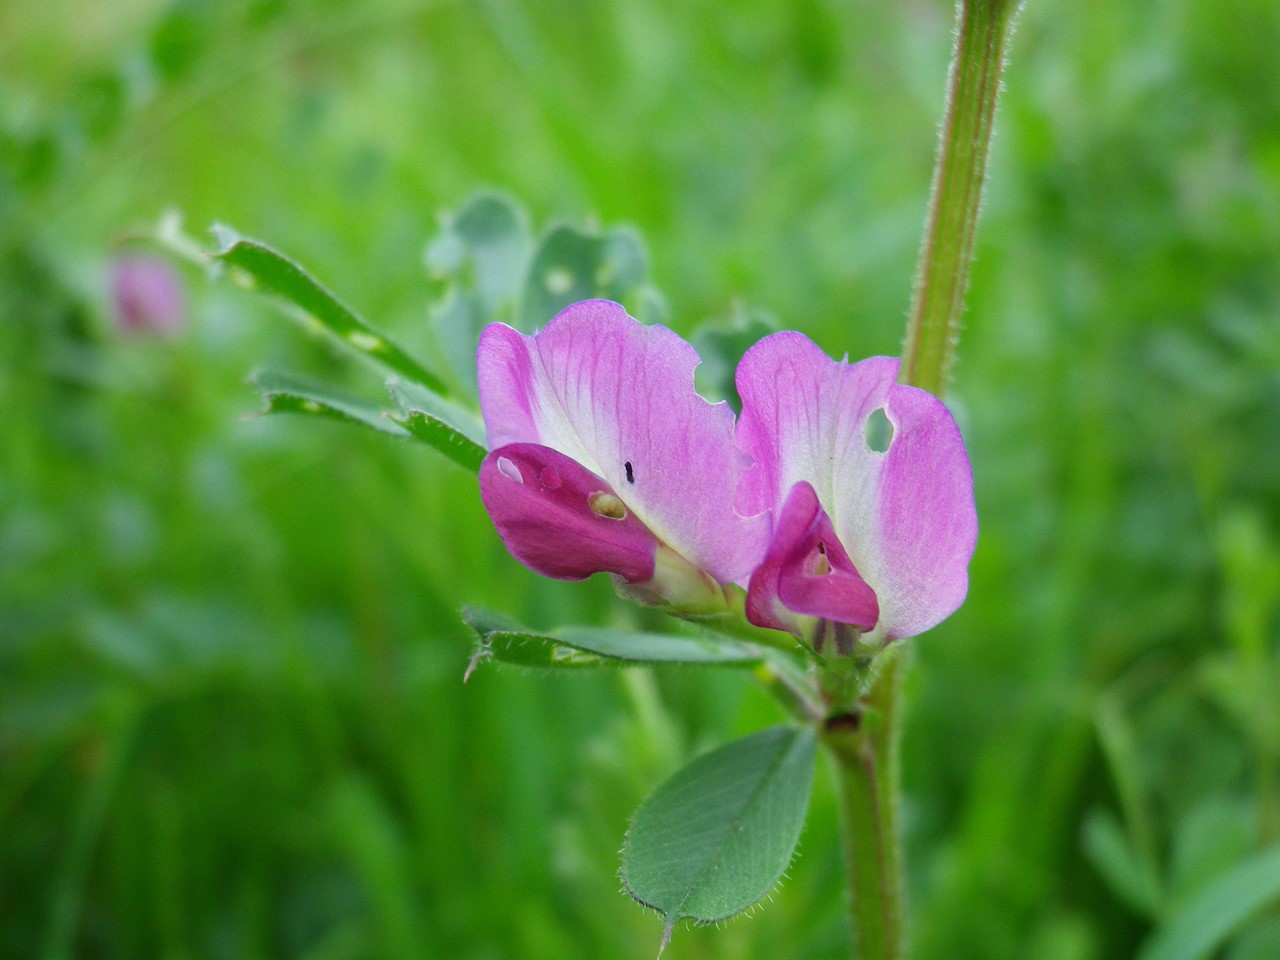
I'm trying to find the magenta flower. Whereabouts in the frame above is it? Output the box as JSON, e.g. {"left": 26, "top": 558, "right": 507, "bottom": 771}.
{"left": 735, "top": 332, "right": 977, "bottom": 648}
{"left": 477, "top": 300, "right": 769, "bottom": 609}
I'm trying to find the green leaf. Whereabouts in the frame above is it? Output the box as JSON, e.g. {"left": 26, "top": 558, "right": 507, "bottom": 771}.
{"left": 520, "top": 223, "right": 649, "bottom": 329}
{"left": 1081, "top": 808, "right": 1160, "bottom": 916}
{"left": 1228, "top": 918, "right": 1280, "bottom": 960}
{"left": 426, "top": 194, "right": 532, "bottom": 389}
{"left": 622, "top": 725, "right": 816, "bottom": 943}
{"left": 446, "top": 193, "right": 531, "bottom": 311}
{"left": 251, "top": 370, "right": 407, "bottom": 437}
{"left": 1167, "top": 797, "right": 1255, "bottom": 908}
{"left": 212, "top": 225, "right": 447, "bottom": 394}
{"left": 461, "top": 607, "right": 761, "bottom": 674}
{"left": 429, "top": 292, "right": 486, "bottom": 392}
{"left": 1137, "top": 846, "right": 1280, "bottom": 960}
{"left": 555, "top": 627, "right": 761, "bottom": 666}
{"left": 691, "top": 307, "right": 779, "bottom": 411}
{"left": 386, "top": 378, "right": 487, "bottom": 472}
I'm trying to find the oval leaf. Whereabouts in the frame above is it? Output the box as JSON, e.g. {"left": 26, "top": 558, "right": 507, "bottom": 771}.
{"left": 387, "top": 378, "right": 487, "bottom": 471}
{"left": 622, "top": 725, "right": 816, "bottom": 941}
{"left": 426, "top": 194, "right": 532, "bottom": 388}
{"left": 1137, "top": 845, "right": 1280, "bottom": 960}
{"left": 212, "top": 225, "right": 447, "bottom": 394}
{"left": 520, "top": 223, "right": 649, "bottom": 328}
{"left": 446, "top": 193, "right": 531, "bottom": 311}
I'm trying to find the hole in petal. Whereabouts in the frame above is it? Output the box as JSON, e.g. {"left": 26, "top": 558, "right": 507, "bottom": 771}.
{"left": 863, "top": 407, "right": 894, "bottom": 453}
{"left": 624, "top": 460, "right": 635, "bottom": 484}
{"left": 588, "top": 491, "right": 627, "bottom": 520}
{"left": 497, "top": 457, "right": 523, "bottom": 483}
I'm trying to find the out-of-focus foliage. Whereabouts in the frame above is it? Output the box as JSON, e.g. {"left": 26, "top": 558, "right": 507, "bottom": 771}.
{"left": 1, "top": 1, "right": 1278, "bottom": 958}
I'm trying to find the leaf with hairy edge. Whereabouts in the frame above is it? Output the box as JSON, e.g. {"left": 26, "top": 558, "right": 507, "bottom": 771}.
{"left": 212, "top": 225, "right": 447, "bottom": 394}
{"left": 251, "top": 370, "right": 408, "bottom": 437}
{"left": 461, "top": 607, "right": 760, "bottom": 677}
{"left": 622, "top": 725, "right": 816, "bottom": 951}
{"left": 1137, "top": 845, "right": 1280, "bottom": 960}
{"left": 386, "top": 378, "right": 487, "bottom": 472}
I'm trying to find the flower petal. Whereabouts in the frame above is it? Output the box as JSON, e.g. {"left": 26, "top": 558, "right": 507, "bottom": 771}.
{"left": 478, "top": 442, "right": 657, "bottom": 583}
{"left": 477, "top": 300, "right": 768, "bottom": 584}
{"left": 736, "top": 332, "right": 977, "bottom": 643}
{"left": 746, "top": 481, "right": 879, "bottom": 634}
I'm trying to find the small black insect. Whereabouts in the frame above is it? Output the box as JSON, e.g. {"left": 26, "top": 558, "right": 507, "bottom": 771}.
{"left": 624, "top": 461, "right": 635, "bottom": 484}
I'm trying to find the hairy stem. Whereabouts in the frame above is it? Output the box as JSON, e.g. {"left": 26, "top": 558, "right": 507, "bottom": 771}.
{"left": 834, "top": 1, "right": 1022, "bottom": 957}
{"left": 823, "top": 644, "right": 908, "bottom": 960}
{"left": 901, "top": 0, "right": 1022, "bottom": 396}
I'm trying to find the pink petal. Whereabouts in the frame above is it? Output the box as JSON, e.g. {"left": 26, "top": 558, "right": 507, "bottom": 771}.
{"left": 736, "top": 332, "right": 977, "bottom": 643}
{"left": 477, "top": 300, "right": 768, "bottom": 584}
{"left": 746, "top": 481, "right": 879, "bottom": 634}
{"left": 479, "top": 443, "right": 658, "bottom": 583}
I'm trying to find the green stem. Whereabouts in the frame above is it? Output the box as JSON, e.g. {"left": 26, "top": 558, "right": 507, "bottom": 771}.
{"left": 902, "top": 0, "right": 1022, "bottom": 396}
{"left": 822, "top": 645, "right": 908, "bottom": 960}
{"left": 834, "top": 2, "right": 1021, "bottom": 957}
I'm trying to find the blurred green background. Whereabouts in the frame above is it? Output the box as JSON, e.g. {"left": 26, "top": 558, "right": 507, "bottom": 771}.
{"left": 3, "top": 0, "right": 1280, "bottom": 957}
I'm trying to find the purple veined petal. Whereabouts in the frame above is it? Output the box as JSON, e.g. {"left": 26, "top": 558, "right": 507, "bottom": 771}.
{"left": 746, "top": 481, "right": 879, "bottom": 634}
{"left": 478, "top": 442, "right": 658, "bottom": 583}
{"left": 736, "top": 332, "right": 977, "bottom": 644}
{"left": 477, "top": 300, "right": 769, "bottom": 585}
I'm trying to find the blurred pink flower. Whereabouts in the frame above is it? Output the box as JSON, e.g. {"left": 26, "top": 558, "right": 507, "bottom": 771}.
{"left": 111, "top": 256, "right": 185, "bottom": 335}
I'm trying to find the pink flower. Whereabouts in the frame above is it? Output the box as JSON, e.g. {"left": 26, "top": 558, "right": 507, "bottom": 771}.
{"left": 735, "top": 332, "right": 977, "bottom": 649}
{"left": 111, "top": 256, "right": 185, "bottom": 336}
{"left": 476, "top": 300, "right": 769, "bottom": 609}
{"left": 475, "top": 304, "right": 977, "bottom": 644}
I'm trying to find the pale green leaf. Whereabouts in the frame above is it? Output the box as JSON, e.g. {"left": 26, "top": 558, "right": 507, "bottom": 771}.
{"left": 520, "top": 223, "right": 649, "bottom": 328}
{"left": 1082, "top": 808, "right": 1160, "bottom": 916}
{"left": 252, "top": 370, "right": 407, "bottom": 437}
{"left": 1137, "top": 846, "right": 1280, "bottom": 960}
{"left": 1167, "top": 797, "right": 1255, "bottom": 907}
{"left": 691, "top": 308, "right": 779, "bottom": 411}
{"left": 426, "top": 194, "right": 532, "bottom": 388}
{"left": 448, "top": 193, "right": 531, "bottom": 311}
{"left": 622, "top": 725, "right": 816, "bottom": 939}
{"left": 1227, "top": 918, "right": 1280, "bottom": 960}
{"left": 461, "top": 607, "right": 760, "bottom": 673}
{"left": 212, "top": 225, "right": 446, "bottom": 393}
{"left": 386, "top": 378, "right": 486, "bottom": 472}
